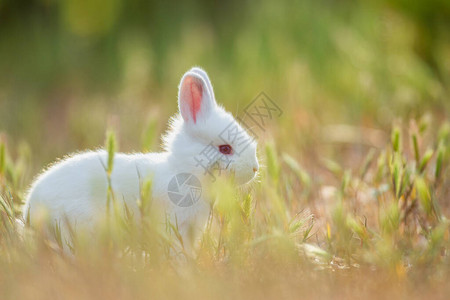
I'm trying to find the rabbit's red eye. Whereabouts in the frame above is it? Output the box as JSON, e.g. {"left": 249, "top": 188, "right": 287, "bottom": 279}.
{"left": 219, "top": 144, "right": 233, "bottom": 155}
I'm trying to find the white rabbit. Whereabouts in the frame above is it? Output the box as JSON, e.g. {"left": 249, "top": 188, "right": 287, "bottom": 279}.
{"left": 24, "top": 67, "right": 259, "bottom": 248}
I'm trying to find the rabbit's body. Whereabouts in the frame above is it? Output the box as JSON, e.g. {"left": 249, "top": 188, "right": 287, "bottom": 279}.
{"left": 25, "top": 67, "right": 258, "bottom": 248}
{"left": 25, "top": 150, "right": 209, "bottom": 238}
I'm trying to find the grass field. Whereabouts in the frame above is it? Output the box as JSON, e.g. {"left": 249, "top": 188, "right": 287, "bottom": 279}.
{"left": 1, "top": 0, "right": 450, "bottom": 299}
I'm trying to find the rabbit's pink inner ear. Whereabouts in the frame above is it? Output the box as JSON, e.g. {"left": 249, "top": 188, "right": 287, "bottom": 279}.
{"left": 181, "top": 76, "right": 203, "bottom": 123}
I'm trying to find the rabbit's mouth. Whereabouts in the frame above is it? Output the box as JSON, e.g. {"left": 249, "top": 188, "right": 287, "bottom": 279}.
{"left": 232, "top": 169, "right": 258, "bottom": 185}
{"left": 208, "top": 160, "right": 257, "bottom": 185}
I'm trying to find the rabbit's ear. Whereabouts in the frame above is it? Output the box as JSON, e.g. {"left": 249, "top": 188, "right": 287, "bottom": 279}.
{"left": 178, "top": 70, "right": 216, "bottom": 124}
{"left": 190, "top": 67, "right": 215, "bottom": 101}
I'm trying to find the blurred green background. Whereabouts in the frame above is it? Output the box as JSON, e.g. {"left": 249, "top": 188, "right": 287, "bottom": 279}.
{"left": 0, "top": 0, "right": 449, "bottom": 180}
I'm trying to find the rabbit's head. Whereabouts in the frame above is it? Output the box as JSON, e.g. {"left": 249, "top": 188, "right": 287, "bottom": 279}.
{"left": 163, "top": 67, "right": 259, "bottom": 185}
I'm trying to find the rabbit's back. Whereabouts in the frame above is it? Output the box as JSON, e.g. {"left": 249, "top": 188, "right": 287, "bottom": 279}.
{"left": 24, "top": 150, "right": 162, "bottom": 229}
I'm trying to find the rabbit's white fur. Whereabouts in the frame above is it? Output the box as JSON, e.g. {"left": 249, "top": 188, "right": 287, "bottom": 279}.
{"left": 24, "top": 67, "right": 259, "bottom": 246}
